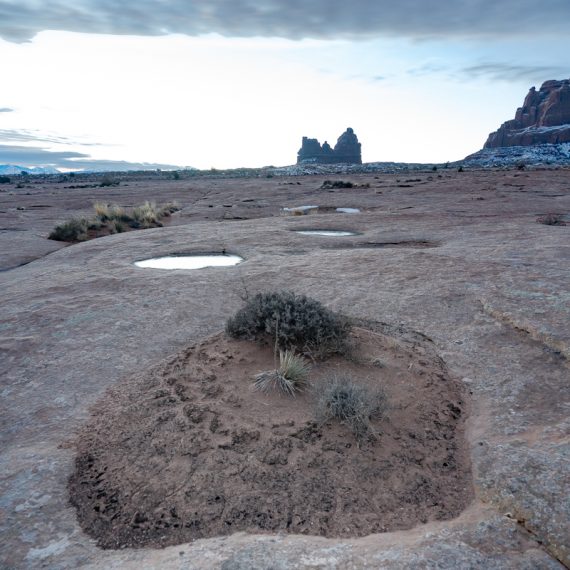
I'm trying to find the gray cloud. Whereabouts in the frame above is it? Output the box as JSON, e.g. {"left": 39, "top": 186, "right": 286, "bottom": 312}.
{"left": 1, "top": 1, "right": 569, "bottom": 42}
{"left": 0, "top": 144, "right": 186, "bottom": 171}
{"left": 0, "top": 129, "right": 102, "bottom": 146}
{"left": 460, "top": 63, "right": 570, "bottom": 82}
{"left": 0, "top": 130, "right": 111, "bottom": 152}
{"left": 0, "top": 107, "right": 14, "bottom": 112}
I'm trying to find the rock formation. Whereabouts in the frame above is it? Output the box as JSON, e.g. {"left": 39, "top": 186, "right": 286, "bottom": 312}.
{"left": 297, "top": 128, "right": 362, "bottom": 164}
{"left": 485, "top": 79, "right": 570, "bottom": 148}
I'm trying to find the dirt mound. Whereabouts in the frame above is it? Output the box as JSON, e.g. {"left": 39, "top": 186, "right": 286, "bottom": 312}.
{"left": 68, "top": 325, "right": 473, "bottom": 549}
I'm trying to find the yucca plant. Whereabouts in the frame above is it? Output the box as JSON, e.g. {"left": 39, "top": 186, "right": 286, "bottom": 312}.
{"left": 253, "top": 350, "right": 310, "bottom": 396}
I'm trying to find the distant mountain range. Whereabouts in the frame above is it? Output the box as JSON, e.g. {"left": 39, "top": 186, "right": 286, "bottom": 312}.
{"left": 0, "top": 164, "right": 60, "bottom": 175}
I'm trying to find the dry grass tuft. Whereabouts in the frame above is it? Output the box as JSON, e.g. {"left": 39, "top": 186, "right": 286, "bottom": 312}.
{"left": 314, "top": 375, "right": 386, "bottom": 442}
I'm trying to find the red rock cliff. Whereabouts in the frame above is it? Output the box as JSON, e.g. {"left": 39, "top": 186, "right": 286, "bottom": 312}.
{"left": 484, "top": 79, "right": 570, "bottom": 148}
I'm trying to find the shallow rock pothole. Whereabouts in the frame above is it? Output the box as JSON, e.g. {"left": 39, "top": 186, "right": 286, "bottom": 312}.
{"left": 69, "top": 324, "right": 472, "bottom": 550}
{"left": 134, "top": 253, "right": 243, "bottom": 270}
{"left": 294, "top": 229, "right": 358, "bottom": 237}
{"left": 326, "top": 240, "right": 439, "bottom": 250}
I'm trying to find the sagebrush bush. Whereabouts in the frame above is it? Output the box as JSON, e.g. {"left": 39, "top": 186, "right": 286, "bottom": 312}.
{"left": 99, "top": 175, "right": 119, "bottom": 187}
{"left": 226, "top": 291, "right": 350, "bottom": 356}
{"left": 253, "top": 350, "right": 310, "bottom": 396}
{"left": 321, "top": 180, "right": 354, "bottom": 189}
{"left": 536, "top": 213, "right": 566, "bottom": 226}
{"left": 314, "top": 375, "right": 386, "bottom": 442}
{"left": 49, "top": 217, "right": 89, "bottom": 241}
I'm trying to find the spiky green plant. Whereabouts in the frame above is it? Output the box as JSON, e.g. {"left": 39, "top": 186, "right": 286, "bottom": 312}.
{"left": 253, "top": 350, "right": 310, "bottom": 396}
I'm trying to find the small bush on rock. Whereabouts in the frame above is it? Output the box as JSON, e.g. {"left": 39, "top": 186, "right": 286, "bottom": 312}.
{"left": 536, "top": 213, "right": 566, "bottom": 226}
{"left": 226, "top": 291, "right": 350, "bottom": 356}
{"left": 314, "top": 375, "right": 386, "bottom": 442}
{"left": 321, "top": 180, "right": 354, "bottom": 189}
{"left": 49, "top": 217, "right": 89, "bottom": 241}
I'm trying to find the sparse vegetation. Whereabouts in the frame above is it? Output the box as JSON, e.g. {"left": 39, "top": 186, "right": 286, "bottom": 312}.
{"left": 253, "top": 350, "right": 310, "bottom": 396}
{"left": 48, "top": 217, "right": 89, "bottom": 242}
{"left": 536, "top": 213, "right": 566, "bottom": 226}
{"left": 226, "top": 291, "right": 350, "bottom": 357}
{"left": 321, "top": 180, "right": 354, "bottom": 189}
{"left": 99, "top": 175, "right": 120, "bottom": 187}
{"left": 132, "top": 201, "right": 161, "bottom": 228}
{"left": 48, "top": 201, "right": 181, "bottom": 242}
{"left": 0, "top": 175, "right": 10, "bottom": 184}
{"left": 314, "top": 375, "right": 387, "bottom": 442}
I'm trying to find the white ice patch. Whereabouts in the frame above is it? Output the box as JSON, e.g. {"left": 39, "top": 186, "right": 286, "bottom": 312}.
{"left": 135, "top": 254, "right": 243, "bottom": 270}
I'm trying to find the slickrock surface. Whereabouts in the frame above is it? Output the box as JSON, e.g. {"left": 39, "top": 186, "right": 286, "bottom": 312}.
{"left": 1, "top": 169, "right": 569, "bottom": 568}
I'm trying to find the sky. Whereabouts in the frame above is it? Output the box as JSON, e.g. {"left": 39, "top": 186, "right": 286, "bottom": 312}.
{"left": 0, "top": 1, "right": 569, "bottom": 171}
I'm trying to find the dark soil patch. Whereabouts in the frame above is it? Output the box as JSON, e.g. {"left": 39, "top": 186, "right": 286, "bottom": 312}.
{"left": 68, "top": 326, "right": 472, "bottom": 549}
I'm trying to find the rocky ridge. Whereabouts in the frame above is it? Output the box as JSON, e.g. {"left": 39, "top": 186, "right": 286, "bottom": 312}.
{"left": 485, "top": 79, "right": 570, "bottom": 148}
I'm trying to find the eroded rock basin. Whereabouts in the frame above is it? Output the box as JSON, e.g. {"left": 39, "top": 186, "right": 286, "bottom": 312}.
{"left": 294, "top": 229, "right": 357, "bottom": 236}
{"left": 68, "top": 325, "right": 473, "bottom": 550}
{"left": 135, "top": 254, "right": 243, "bottom": 270}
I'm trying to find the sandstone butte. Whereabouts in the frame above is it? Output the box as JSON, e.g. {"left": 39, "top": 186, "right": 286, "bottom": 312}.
{"left": 485, "top": 78, "right": 570, "bottom": 148}
{"left": 297, "top": 127, "right": 362, "bottom": 165}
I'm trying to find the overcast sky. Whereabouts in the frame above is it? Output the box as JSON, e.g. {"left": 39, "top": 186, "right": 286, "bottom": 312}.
{"left": 1, "top": 1, "right": 569, "bottom": 170}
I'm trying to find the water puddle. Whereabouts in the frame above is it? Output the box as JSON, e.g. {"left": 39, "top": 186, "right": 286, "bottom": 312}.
{"left": 336, "top": 207, "right": 360, "bottom": 214}
{"left": 295, "top": 230, "right": 357, "bottom": 237}
{"left": 135, "top": 254, "right": 243, "bottom": 270}
{"left": 283, "top": 205, "right": 319, "bottom": 215}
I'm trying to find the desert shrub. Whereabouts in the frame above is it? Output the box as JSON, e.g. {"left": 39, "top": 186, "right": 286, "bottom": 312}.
{"left": 226, "top": 291, "right": 350, "bottom": 356}
{"left": 107, "top": 220, "right": 125, "bottom": 234}
{"left": 93, "top": 201, "right": 111, "bottom": 220}
{"left": 0, "top": 175, "right": 10, "bottom": 184}
{"left": 49, "top": 217, "right": 89, "bottom": 242}
{"left": 536, "top": 213, "right": 566, "bottom": 226}
{"left": 158, "top": 202, "right": 180, "bottom": 217}
{"left": 88, "top": 219, "right": 103, "bottom": 230}
{"left": 253, "top": 350, "right": 310, "bottom": 396}
{"left": 314, "top": 375, "right": 386, "bottom": 442}
{"left": 321, "top": 180, "right": 354, "bottom": 189}
{"left": 99, "top": 175, "right": 119, "bottom": 187}
{"left": 132, "top": 201, "right": 160, "bottom": 227}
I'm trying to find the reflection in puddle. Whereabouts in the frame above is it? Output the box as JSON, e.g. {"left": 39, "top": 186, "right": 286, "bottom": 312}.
{"left": 336, "top": 208, "right": 360, "bottom": 214}
{"left": 295, "top": 230, "right": 356, "bottom": 237}
{"left": 135, "top": 254, "right": 243, "bottom": 270}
